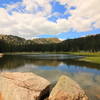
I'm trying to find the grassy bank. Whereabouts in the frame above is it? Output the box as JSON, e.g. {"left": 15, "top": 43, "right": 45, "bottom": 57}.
{"left": 66, "top": 52, "right": 100, "bottom": 56}
{"left": 79, "top": 56, "right": 100, "bottom": 64}
{"left": 3, "top": 52, "right": 43, "bottom": 55}
{"left": 66, "top": 52, "right": 100, "bottom": 64}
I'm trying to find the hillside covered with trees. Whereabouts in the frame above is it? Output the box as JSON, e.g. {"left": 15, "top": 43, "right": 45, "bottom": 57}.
{"left": 0, "top": 34, "right": 100, "bottom": 52}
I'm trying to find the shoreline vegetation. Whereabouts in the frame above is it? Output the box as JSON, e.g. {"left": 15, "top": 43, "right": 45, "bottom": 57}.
{"left": 0, "top": 34, "right": 100, "bottom": 65}
{"left": 0, "top": 34, "right": 100, "bottom": 52}
{"left": 1, "top": 51, "right": 100, "bottom": 64}
{"left": 66, "top": 52, "right": 100, "bottom": 64}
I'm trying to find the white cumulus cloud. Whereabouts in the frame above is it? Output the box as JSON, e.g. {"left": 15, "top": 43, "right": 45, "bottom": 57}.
{"left": 0, "top": 0, "right": 100, "bottom": 38}
{"left": 57, "top": 0, "right": 100, "bottom": 31}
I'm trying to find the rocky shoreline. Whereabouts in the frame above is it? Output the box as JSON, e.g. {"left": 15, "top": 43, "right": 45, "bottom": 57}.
{"left": 0, "top": 72, "right": 88, "bottom": 100}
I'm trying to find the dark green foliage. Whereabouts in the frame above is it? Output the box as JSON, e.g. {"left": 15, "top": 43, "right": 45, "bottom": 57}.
{"left": 0, "top": 34, "right": 100, "bottom": 52}
{"left": 61, "top": 34, "right": 100, "bottom": 52}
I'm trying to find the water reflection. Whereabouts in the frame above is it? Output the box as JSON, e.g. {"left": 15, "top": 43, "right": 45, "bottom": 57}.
{"left": 0, "top": 55, "right": 100, "bottom": 71}
{"left": 0, "top": 54, "right": 100, "bottom": 100}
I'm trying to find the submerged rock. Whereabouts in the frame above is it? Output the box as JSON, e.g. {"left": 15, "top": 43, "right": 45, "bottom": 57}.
{"left": 0, "top": 72, "right": 50, "bottom": 100}
{"left": 48, "top": 75, "right": 88, "bottom": 100}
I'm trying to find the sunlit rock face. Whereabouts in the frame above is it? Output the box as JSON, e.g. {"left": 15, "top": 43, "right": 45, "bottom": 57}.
{"left": 0, "top": 72, "right": 50, "bottom": 100}
{"left": 0, "top": 73, "right": 89, "bottom": 100}
{"left": 48, "top": 75, "right": 88, "bottom": 100}
{"left": 32, "top": 38, "right": 61, "bottom": 44}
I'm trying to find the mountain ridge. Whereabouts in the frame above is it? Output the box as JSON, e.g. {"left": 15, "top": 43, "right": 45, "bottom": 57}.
{"left": 32, "top": 38, "right": 61, "bottom": 44}
{"left": 0, "top": 34, "right": 100, "bottom": 52}
{"left": 0, "top": 34, "right": 61, "bottom": 44}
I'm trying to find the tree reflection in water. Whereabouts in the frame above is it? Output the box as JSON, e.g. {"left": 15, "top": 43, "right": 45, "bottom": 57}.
{"left": 0, "top": 54, "right": 100, "bottom": 100}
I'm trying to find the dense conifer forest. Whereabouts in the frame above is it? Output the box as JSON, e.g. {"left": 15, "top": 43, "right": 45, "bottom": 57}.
{"left": 0, "top": 34, "right": 100, "bottom": 52}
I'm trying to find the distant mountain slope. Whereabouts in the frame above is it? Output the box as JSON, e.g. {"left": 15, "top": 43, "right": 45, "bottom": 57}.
{"left": 32, "top": 38, "right": 61, "bottom": 44}
{"left": 62, "top": 34, "right": 100, "bottom": 43}
{"left": 60, "top": 34, "right": 100, "bottom": 52}
{"left": 0, "top": 34, "right": 61, "bottom": 44}
{"left": 0, "top": 34, "right": 100, "bottom": 52}
{"left": 0, "top": 34, "right": 25, "bottom": 43}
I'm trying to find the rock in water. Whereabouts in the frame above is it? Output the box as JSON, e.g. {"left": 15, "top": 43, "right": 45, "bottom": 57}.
{"left": 49, "top": 75, "right": 88, "bottom": 100}
{"left": 0, "top": 72, "right": 50, "bottom": 100}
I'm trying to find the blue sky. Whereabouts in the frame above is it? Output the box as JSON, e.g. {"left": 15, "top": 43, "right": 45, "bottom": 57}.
{"left": 48, "top": 1, "right": 71, "bottom": 23}
{"left": 0, "top": 0, "right": 21, "bottom": 7}
{"left": 38, "top": 29, "right": 100, "bottom": 39}
{"left": 0, "top": 0, "right": 21, "bottom": 4}
{"left": 0, "top": 0, "right": 100, "bottom": 39}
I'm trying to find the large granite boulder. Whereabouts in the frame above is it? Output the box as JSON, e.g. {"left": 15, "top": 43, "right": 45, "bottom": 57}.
{"left": 0, "top": 72, "right": 50, "bottom": 100}
{"left": 49, "top": 75, "right": 88, "bottom": 100}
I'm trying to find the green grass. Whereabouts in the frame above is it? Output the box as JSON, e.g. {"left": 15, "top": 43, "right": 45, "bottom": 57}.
{"left": 65, "top": 52, "right": 100, "bottom": 64}
{"left": 79, "top": 56, "right": 100, "bottom": 64}
{"left": 65, "top": 51, "right": 100, "bottom": 56}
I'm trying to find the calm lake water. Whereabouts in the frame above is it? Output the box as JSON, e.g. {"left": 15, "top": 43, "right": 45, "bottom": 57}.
{"left": 0, "top": 54, "right": 100, "bottom": 100}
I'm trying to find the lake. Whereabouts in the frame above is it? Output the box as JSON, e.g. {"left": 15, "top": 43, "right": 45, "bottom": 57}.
{"left": 0, "top": 54, "right": 100, "bottom": 100}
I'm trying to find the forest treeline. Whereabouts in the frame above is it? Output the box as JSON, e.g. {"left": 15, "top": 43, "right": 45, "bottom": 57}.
{"left": 0, "top": 34, "right": 100, "bottom": 52}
